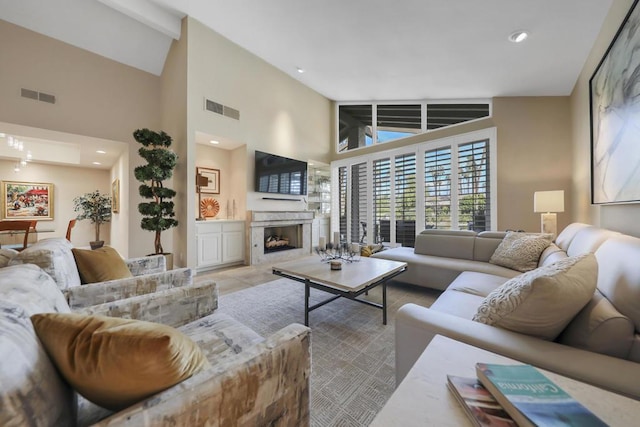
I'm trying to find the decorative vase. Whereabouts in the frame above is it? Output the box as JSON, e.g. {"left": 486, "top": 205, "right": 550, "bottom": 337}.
{"left": 90, "top": 240, "right": 104, "bottom": 250}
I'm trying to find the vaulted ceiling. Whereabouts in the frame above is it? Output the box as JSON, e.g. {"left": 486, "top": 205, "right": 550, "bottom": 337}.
{"left": 1, "top": 0, "right": 613, "bottom": 102}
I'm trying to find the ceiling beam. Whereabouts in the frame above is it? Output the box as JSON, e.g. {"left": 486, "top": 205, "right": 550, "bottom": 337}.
{"left": 97, "top": 0, "right": 182, "bottom": 39}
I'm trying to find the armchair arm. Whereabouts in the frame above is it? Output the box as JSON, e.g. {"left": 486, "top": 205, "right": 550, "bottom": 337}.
{"left": 76, "top": 281, "right": 218, "bottom": 328}
{"left": 64, "top": 268, "right": 194, "bottom": 310}
{"left": 93, "top": 323, "right": 311, "bottom": 427}
{"left": 125, "top": 254, "right": 166, "bottom": 276}
{"left": 396, "top": 303, "right": 640, "bottom": 399}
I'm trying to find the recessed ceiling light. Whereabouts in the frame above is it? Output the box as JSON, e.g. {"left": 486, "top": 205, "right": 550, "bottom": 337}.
{"left": 92, "top": 161, "right": 101, "bottom": 165}
{"left": 96, "top": 150, "right": 106, "bottom": 154}
{"left": 296, "top": 67, "right": 305, "bottom": 74}
{"left": 210, "top": 140, "right": 219, "bottom": 145}
{"left": 508, "top": 30, "right": 529, "bottom": 43}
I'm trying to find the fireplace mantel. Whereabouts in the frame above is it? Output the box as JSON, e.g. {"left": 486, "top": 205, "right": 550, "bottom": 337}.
{"left": 248, "top": 211, "right": 314, "bottom": 265}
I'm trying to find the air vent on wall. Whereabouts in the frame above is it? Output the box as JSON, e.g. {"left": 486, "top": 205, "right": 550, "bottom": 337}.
{"left": 21, "top": 88, "right": 56, "bottom": 104}
{"left": 204, "top": 98, "right": 240, "bottom": 120}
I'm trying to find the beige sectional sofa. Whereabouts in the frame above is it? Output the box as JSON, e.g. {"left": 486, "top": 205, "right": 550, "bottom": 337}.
{"left": 373, "top": 223, "right": 640, "bottom": 399}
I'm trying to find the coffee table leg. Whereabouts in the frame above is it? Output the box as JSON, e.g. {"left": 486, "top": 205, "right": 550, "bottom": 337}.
{"left": 305, "top": 279, "right": 310, "bottom": 326}
{"left": 383, "top": 280, "right": 387, "bottom": 325}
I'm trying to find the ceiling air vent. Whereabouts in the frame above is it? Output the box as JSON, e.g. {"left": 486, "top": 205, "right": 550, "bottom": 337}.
{"left": 21, "top": 88, "right": 56, "bottom": 104}
{"left": 204, "top": 98, "right": 239, "bottom": 120}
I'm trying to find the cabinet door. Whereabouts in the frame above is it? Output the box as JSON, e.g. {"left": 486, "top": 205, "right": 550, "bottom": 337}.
{"left": 197, "top": 233, "right": 222, "bottom": 266}
{"left": 222, "top": 230, "right": 244, "bottom": 263}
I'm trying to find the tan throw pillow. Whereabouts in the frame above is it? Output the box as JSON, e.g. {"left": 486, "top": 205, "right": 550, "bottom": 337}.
{"left": 72, "top": 246, "right": 133, "bottom": 284}
{"left": 473, "top": 254, "right": 598, "bottom": 340}
{"left": 31, "top": 313, "right": 210, "bottom": 410}
{"left": 489, "top": 231, "right": 553, "bottom": 272}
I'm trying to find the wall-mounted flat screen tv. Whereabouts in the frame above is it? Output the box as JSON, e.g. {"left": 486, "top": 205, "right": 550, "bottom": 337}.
{"left": 254, "top": 150, "right": 308, "bottom": 196}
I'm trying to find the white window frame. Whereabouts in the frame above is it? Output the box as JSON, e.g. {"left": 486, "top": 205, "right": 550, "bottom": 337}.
{"left": 336, "top": 99, "right": 493, "bottom": 154}
{"left": 331, "top": 127, "right": 497, "bottom": 245}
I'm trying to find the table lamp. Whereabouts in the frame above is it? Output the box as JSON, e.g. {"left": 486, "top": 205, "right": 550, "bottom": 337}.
{"left": 533, "top": 190, "right": 564, "bottom": 236}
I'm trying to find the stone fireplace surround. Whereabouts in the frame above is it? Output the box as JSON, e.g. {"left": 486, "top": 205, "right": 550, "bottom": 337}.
{"left": 248, "top": 211, "right": 314, "bottom": 265}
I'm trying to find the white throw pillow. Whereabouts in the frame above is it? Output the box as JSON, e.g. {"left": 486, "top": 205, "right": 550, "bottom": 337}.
{"left": 489, "top": 231, "right": 553, "bottom": 272}
{"left": 473, "top": 254, "right": 598, "bottom": 340}
{"left": 0, "top": 248, "right": 19, "bottom": 267}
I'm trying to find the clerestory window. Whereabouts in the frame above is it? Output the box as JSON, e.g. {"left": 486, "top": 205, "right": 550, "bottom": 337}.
{"left": 337, "top": 100, "right": 491, "bottom": 153}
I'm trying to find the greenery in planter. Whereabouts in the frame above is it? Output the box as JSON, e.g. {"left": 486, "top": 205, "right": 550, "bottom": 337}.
{"left": 133, "top": 128, "right": 178, "bottom": 255}
{"left": 73, "top": 190, "right": 112, "bottom": 243}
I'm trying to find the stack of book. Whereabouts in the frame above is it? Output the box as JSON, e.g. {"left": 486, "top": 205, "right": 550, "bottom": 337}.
{"left": 447, "top": 363, "right": 608, "bottom": 427}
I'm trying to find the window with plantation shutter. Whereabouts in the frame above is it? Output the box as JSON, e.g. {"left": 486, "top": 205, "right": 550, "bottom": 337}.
{"left": 458, "top": 140, "right": 490, "bottom": 231}
{"left": 424, "top": 147, "right": 452, "bottom": 229}
{"left": 394, "top": 153, "right": 416, "bottom": 247}
{"left": 373, "top": 158, "right": 391, "bottom": 244}
{"left": 338, "top": 166, "right": 347, "bottom": 243}
{"left": 332, "top": 128, "right": 495, "bottom": 247}
{"left": 350, "top": 162, "right": 368, "bottom": 244}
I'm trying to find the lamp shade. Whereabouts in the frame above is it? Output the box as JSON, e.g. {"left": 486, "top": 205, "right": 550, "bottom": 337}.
{"left": 534, "top": 190, "right": 564, "bottom": 213}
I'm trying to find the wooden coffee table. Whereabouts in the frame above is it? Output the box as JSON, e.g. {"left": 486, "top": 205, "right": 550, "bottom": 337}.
{"left": 272, "top": 256, "right": 407, "bottom": 326}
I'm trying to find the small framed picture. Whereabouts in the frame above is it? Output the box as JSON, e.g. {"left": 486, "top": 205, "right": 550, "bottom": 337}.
{"left": 2, "top": 180, "right": 54, "bottom": 220}
{"left": 112, "top": 179, "right": 120, "bottom": 213}
{"left": 197, "top": 167, "right": 220, "bottom": 194}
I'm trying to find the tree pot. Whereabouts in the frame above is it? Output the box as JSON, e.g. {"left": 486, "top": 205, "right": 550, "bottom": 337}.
{"left": 90, "top": 241, "right": 105, "bottom": 250}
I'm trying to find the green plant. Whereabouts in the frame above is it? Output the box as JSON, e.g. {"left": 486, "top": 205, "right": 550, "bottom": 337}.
{"left": 133, "top": 128, "right": 178, "bottom": 254}
{"left": 73, "top": 190, "right": 112, "bottom": 242}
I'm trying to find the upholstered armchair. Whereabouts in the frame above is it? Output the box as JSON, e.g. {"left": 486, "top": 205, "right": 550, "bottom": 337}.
{"left": 1, "top": 254, "right": 310, "bottom": 427}
{"left": 7, "top": 238, "right": 206, "bottom": 313}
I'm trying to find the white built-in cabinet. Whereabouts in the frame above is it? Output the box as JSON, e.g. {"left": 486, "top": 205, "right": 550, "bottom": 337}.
{"left": 196, "top": 220, "right": 245, "bottom": 271}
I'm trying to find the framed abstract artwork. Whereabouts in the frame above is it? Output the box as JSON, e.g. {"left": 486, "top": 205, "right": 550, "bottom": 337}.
{"left": 2, "top": 181, "right": 54, "bottom": 220}
{"left": 590, "top": 0, "right": 640, "bottom": 204}
{"left": 197, "top": 167, "right": 220, "bottom": 194}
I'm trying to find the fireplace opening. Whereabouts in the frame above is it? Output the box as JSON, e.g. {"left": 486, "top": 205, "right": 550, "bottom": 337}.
{"left": 264, "top": 225, "right": 302, "bottom": 254}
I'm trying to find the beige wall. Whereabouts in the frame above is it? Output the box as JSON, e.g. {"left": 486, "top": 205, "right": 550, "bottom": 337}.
{"left": 570, "top": 0, "right": 640, "bottom": 237}
{"left": 0, "top": 19, "right": 162, "bottom": 258}
{"left": 159, "top": 18, "right": 188, "bottom": 264}
{"left": 0, "top": 160, "right": 111, "bottom": 248}
{"left": 492, "top": 97, "right": 573, "bottom": 233}
{"left": 109, "top": 152, "right": 129, "bottom": 258}
{"left": 183, "top": 17, "right": 332, "bottom": 267}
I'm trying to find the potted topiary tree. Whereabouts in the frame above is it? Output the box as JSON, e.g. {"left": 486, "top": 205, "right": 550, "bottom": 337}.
{"left": 133, "top": 128, "right": 178, "bottom": 268}
{"left": 73, "top": 190, "right": 112, "bottom": 249}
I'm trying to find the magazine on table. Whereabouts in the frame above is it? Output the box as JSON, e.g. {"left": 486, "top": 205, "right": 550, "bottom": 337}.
{"left": 447, "top": 375, "right": 517, "bottom": 427}
{"left": 475, "top": 363, "right": 608, "bottom": 427}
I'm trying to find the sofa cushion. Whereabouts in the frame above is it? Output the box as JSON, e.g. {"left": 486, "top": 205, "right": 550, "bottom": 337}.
{"left": 558, "top": 291, "right": 634, "bottom": 359}
{"left": 489, "top": 231, "right": 552, "bottom": 272}
{"left": 31, "top": 312, "right": 211, "bottom": 411}
{"left": 473, "top": 254, "right": 598, "bottom": 340}
{"left": 448, "top": 271, "right": 510, "bottom": 297}
{"left": 414, "top": 229, "right": 477, "bottom": 260}
{"left": 593, "top": 235, "right": 640, "bottom": 331}
{"left": 9, "top": 237, "right": 81, "bottom": 290}
{"left": 0, "top": 264, "right": 73, "bottom": 427}
{"left": 72, "top": 246, "right": 133, "bottom": 284}
{"left": 566, "top": 226, "right": 619, "bottom": 257}
{"left": 473, "top": 231, "right": 508, "bottom": 262}
{"left": 538, "top": 243, "right": 568, "bottom": 267}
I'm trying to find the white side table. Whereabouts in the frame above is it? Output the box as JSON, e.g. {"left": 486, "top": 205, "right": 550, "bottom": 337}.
{"left": 371, "top": 335, "right": 640, "bottom": 426}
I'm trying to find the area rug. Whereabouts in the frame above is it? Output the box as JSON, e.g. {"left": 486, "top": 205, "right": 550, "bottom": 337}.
{"left": 217, "top": 278, "right": 438, "bottom": 427}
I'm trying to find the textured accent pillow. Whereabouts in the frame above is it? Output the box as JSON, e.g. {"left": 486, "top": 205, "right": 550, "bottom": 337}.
{"left": 31, "top": 313, "right": 210, "bottom": 410}
{"left": 489, "top": 231, "right": 553, "bottom": 272}
{"left": 0, "top": 248, "right": 19, "bottom": 267}
{"left": 473, "top": 254, "right": 598, "bottom": 340}
{"left": 72, "top": 246, "right": 133, "bottom": 284}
